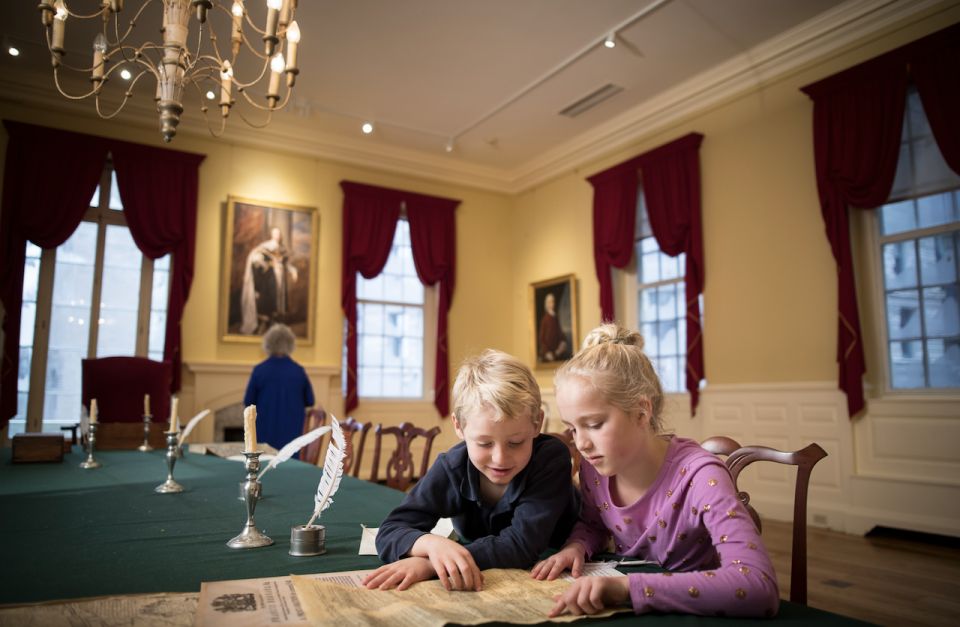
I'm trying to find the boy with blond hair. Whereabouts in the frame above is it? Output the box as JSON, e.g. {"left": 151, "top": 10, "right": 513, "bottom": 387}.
{"left": 363, "top": 349, "right": 580, "bottom": 592}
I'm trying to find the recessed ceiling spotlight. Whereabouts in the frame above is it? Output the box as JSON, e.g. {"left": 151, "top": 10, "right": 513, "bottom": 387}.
{"left": 8, "top": 46, "right": 20, "bottom": 57}
{"left": 361, "top": 121, "right": 374, "bottom": 135}
{"left": 205, "top": 90, "right": 215, "bottom": 100}
{"left": 444, "top": 138, "right": 455, "bottom": 153}
{"left": 604, "top": 33, "right": 616, "bottom": 49}
{"left": 120, "top": 68, "right": 132, "bottom": 80}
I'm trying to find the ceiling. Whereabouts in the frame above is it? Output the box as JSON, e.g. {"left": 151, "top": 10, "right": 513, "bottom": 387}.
{"left": 0, "top": 0, "right": 933, "bottom": 192}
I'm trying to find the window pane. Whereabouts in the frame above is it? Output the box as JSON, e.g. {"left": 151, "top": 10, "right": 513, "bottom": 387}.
{"left": 882, "top": 240, "right": 918, "bottom": 290}
{"left": 382, "top": 367, "right": 402, "bottom": 396}
{"left": 917, "top": 192, "right": 957, "bottom": 230}
{"left": 656, "top": 284, "right": 676, "bottom": 320}
{"left": 358, "top": 367, "right": 381, "bottom": 396}
{"left": 918, "top": 233, "right": 957, "bottom": 286}
{"left": 889, "top": 340, "right": 924, "bottom": 389}
{"left": 656, "top": 356, "right": 679, "bottom": 394}
{"left": 927, "top": 338, "right": 960, "bottom": 388}
{"left": 880, "top": 200, "right": 916, "bottom": 236}
{"left": 913, "top": 135, "right": 960, "bottom": 195}
{"left": 886, "top": 290, "right": 921, "bottom": 340}
{"left": 109, "top": 169, "right": 123, "bottom": 210}
{"left": 923, "top": 286, "right": 959, "bottom": 337}
{"left": 640, "top": 251, "right": 660, "bottom": 284}
{"left": 97, "top": 225, "right": 141, "bottom": 357}
{"left": 149, "top": 254, "right": 170, "bottom": 357}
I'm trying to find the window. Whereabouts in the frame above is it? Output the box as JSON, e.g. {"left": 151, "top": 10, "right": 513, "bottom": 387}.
{"left": 352, "top": 219, "right": 435, "bottom": 400}
{"left": 11, "top": 162, "right": 170, "bottom": 436}
{"left": 622, "top": 190, "right": 697, "bottom": 393}
{"left": 872, "top": 89, "right": 960, "bottom": 390}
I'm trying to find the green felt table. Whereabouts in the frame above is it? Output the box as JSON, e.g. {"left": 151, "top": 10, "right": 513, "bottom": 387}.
{"left": 0, "top": 448, "right": 871, "bottom": 625}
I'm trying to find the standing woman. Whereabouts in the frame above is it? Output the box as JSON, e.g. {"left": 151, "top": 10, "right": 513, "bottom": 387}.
{"left": 243, "top": 323, "right": 315, "bottom": 454}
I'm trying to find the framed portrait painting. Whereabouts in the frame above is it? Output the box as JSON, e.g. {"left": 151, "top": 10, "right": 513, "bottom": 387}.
{"left": 220, "top": 196, "right": 319, "bottom": 344}
{"left": 531, "top": 274, "right": 578, "bottom": 368}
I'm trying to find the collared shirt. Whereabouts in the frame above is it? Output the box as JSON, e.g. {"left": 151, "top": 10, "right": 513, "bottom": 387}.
{"left": 375, "top": 434, "right": 581, "bottom": 570}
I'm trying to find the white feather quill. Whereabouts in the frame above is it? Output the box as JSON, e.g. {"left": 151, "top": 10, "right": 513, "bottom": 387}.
{"left": 177, "top": 409, "right": 212, "bottom": 447}
{"left": 258, "top": 424, "right": 332, "bottom": 480}
{"left": 305, "top": 416, "right": 346, "bottom": 527}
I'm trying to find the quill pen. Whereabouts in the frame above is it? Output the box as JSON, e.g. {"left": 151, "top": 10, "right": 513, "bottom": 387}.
{"left": 177, "top": 409, "right": 212, "bottom": 447}
{"left": 305, "top": 416, "right": 346, "bottom": 527}
{"left": 258, "top": 424, "right": 332, "bottom": 480}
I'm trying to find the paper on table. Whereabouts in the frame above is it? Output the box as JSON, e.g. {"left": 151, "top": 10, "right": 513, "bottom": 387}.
{"left": 0, "top": 592, "right": 197, "bottom": 627}
{"left": 291, "top": 567, "right": 630, "bottom": 627}
{"left": 359, "top": 518, "right": 457, "bottom": 556}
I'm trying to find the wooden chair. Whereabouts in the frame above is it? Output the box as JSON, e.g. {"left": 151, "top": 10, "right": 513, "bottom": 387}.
{"left": 300, "top": 408, "right": 327, "bottom": 466}
{"left": 701, "top": 436, "right": 828, "bottom": 605}
{"left": 81, "top": 357, "right": 173, "bottom": 449}
{"left": 341, "top": 417, "right": 372, "bottom": 477}
{"left": 370, "top": 422, "right": 441, "bottom": 491}
{"left": 546, "top": 429, "right": 581, "bottom": 486}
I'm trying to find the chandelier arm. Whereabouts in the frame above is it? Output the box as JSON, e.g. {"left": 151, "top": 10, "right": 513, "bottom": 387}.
{"left": 64, "top": 6, "right": 109, "bottom": 20}
{"left": 237, "top": 84, "right": 293, "bottom": 112}
{"left": 231, "top": 55, "right": 271, "bottom": 89}
{"left": 234, "top": 105, "right": 274, "bottom": 129}
{"left": 107, "top": 0, "right": 157, "bottom": 48}
{"left": 52, "top": 68, "right": 100, "bottom": 100}
{"left": 93, "top": 66, "right": 155, "bottom": 120}
{"left": 242, "top": 11, "right": 270, "bottom": 37}
{"left": 235, "top": 31, "right": 271, "bottom": 61}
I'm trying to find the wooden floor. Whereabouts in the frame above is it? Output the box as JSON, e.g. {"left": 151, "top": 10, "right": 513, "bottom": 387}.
{"left": 762, "top": 520, "right": 960, "bottom": 626}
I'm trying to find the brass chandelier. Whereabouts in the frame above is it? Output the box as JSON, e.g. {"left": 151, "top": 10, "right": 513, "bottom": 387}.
{"left": 37, "top": 0, "right": 302, "bottom": 142}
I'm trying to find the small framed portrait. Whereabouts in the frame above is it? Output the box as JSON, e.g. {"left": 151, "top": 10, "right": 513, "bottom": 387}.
{"left": 531, "top": 274, "right": 578, "bottom": 367}
{"left": 219, "top": 196, "right": 319, "bottom": 344}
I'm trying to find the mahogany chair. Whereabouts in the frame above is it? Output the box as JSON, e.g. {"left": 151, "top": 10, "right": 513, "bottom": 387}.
{"left": 370, "top": 422, "right": 441, "bottom": 491}
{"left": 546, "top": 429, "right": 581, "bottom": 486}
{"left": 81, "top": 357, "right": 173, "bottom": 449}
{"left": 300, "top": 408, "right": 328, "bottom": 466}
{"left": 341, "top": 417, "right": 372, "bottom": 478}
{"left": 701, "top": 436, "right": 828, "bottom": 605}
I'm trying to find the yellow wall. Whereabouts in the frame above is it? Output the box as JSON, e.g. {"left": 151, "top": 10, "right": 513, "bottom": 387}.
{"left": 511, "top": 4, "right": 960, "bottom": 390}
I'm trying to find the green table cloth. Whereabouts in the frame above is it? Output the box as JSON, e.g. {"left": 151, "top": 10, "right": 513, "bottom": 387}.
{"left": 0, "top": 448, "right": 870, "bottom": 625}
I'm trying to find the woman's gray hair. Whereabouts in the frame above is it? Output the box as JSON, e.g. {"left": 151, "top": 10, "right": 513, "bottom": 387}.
{"left": 262, "top": 323, "right": 296, "bottom": 356}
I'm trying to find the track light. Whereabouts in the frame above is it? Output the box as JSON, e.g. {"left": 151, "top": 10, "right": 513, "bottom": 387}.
{"left": 604, "top": 33, "right": 616, "bottom": 49}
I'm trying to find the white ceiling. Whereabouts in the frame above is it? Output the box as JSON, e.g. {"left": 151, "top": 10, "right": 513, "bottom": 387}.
{"left": 0, "top": 0, "right": 936, "bottom": 192}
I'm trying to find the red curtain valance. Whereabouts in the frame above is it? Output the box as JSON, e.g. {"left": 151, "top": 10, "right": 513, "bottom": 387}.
{"left": 800, "top": 22, "right": 960, "bottom": 418}
{"left": 340, "top": 181, "right": 459, "bottom": 417}
{"left": 0, "top": 120, "right": 204, "bottom": 430}
{"left": 587, "top": 132, "right": 705, "bottom": 415}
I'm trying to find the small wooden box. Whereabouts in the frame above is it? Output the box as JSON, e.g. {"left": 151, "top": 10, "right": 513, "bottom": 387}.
{"left": 12, "top": 433, "right": 65, "bottom": 463}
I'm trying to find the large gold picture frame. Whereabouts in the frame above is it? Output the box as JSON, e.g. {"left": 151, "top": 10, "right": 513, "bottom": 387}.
{"left": 219, "top": 196, "right": 318, "bottom": 344}
{"left": 530, "top": 274, "right": 578, "bottom": 368}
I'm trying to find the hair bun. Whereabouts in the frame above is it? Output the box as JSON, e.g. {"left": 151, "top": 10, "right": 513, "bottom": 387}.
{"left": 581, "top": 323, "right": 645, "bottom": 350}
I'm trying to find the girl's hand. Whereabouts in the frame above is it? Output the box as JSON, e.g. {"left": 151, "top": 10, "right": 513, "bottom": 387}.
{"left": 412, "top": 534, "right": 484, "bottom": 591}
{"left": 361, "top": 557, "right": 434, "bottom": 590}
{"left": 530, "top": 542, "right": 586, "bottom": 580}
{"left": 547, "top": 576, "right": 630, "bottom": 617}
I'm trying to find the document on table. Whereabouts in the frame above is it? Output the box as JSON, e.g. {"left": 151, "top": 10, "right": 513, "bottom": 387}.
{"left": 0, "top": 592, "right": 198, "bottom": 627}
{"left": 291, "top": 567, "right": 631, "bottom": 626}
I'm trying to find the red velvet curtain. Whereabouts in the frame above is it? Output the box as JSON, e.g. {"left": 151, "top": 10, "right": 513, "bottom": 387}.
{"left": 637, "top": 133, "right": 706, "bottom": 414}
{"left": 801, "top": 22, "right": 960, "bottom": 418}
{"left": 0, "top": 121, "right": 204, "bottom": 430}
{"left": 587, "top": 133, "right": 705, "bottom": 415}
{"left": 340, "top": 181, "right": 459, "bottom": 417}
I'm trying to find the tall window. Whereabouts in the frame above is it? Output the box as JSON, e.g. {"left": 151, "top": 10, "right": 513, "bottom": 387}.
{"left": 628, "top": 191, "right": 694, "bottom": 393}
{"left": 352, "top": 219, "right": 434, "bottom": 399}
{"left": 11, "top": 162, "right": 170, "bottom": 436}
{"left": 873, "top": 89, "right": 960, "bottom": 390}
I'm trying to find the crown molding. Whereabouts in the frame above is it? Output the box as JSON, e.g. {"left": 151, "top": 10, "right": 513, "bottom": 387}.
{"left": 1, "top": 0, "right": 949, "bottom": 195}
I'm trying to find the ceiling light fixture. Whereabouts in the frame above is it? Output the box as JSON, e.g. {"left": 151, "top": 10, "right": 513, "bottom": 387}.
{"left": 604, "top": 33, "right": 617, "bottom": 48}
{"left": 8, "top": 46, "right": 20, "bottom": 57}
{"left": 35, "top": 0, "right": 303, "bottom": 143}
{"left": 119, "top": 68, "right": 132, "bottom": 81}
{"left": 444, "top": 138, "right": 454, "bottom": 153}
{"left": 361, "top": 121, "right": 374, "bottom": 135}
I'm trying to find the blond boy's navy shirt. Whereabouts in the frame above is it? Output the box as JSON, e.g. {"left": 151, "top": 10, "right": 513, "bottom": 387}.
{"left": 375, "top": 433, "right": 581, "bottom": 570}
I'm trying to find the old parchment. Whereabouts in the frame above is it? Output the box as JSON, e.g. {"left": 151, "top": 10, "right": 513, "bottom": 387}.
{"left": 0, "top": 592, "right": 198, "bottom": 627}
{"left": 291, "top": 568, "right": 629, "bottom": 627}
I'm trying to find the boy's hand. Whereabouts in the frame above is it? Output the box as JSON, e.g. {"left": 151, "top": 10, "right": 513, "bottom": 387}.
{"left": 361, "top": 557, "right": 434, "bottom": 591}
{"left": 547, "top": 576, "right": 630, "bottom": 617}
{"left": 530, "top": 542, "right": 586, "bottom": 580}
{"left": 411, "top": 534, "right": 484, "bottom": 591}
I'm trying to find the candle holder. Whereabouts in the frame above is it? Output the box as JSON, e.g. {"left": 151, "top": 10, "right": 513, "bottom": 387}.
{"left": 154, "top": 432, "right": 185, "bottom": 493}
{"left": 137, "top": 413, "right": 154, "bottom": 452}
{"left": 227, "top": 452, "right": 274, "bottom": 549}
{"left": 79, "top": 422, "right": 102, "bottom": 469}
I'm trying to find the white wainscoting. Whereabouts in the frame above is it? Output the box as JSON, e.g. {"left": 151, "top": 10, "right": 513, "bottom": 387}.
{"left": 543, "top": 382, "right": 960, "bottom": 538}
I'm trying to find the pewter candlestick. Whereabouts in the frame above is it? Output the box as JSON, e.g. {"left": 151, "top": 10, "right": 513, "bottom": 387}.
{"left": 154, "top": 432, "right": 185, "bottom": 493}
{"left": 227, "top": 451, "right": 273, "bottom": 549}
{"left": 137, "top": 412, "right": 154, "bottom": 452}
{"left": 79, "top": 422, "right": 102, "bottom": 469}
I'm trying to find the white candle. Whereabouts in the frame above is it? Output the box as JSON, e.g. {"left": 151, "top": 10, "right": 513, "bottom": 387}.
{"left": 243, "top": 405, "right": 258, "bottom": 452}
{"left": 144, "top": 394, "right": 151, "bottom": 416}
{"left": 90, "top": 399, "right": 98, "bottom": 424}
{"left": 169, "top": 396, "right": 180, "bottom": 433}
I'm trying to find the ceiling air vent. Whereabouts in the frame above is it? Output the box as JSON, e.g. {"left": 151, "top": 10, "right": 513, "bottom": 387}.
{"left": 559, "top": 83, "right": 624, "bottom": 118}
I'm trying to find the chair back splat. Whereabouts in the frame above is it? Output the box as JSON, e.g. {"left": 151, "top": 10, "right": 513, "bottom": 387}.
{"left": 300, "top": 408, "right": 328, "bottom": 466}
{"left": 341, "top": 417, "right": 372, "bottom": 478}
{"left": 371, "top": 422, "right": 441, "bottom": 491}
{"left": 701, "top": 436, "right": 827, "bottom": 606}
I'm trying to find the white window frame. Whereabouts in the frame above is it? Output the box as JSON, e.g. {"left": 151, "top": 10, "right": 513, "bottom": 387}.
{"left": 353, "top": 216, "right": 437, "bottom": 406}
{"left": 17, "top": 160, "right": 167, "bottom": 434}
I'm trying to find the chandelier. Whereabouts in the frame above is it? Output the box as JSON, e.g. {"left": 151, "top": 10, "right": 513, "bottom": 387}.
{"left": 37, "top": 0, "right": 302, "bottom": 142}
